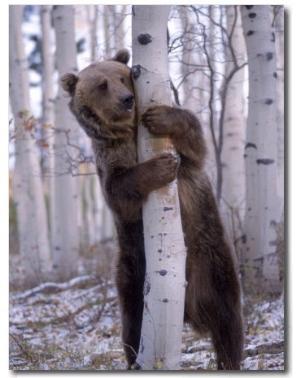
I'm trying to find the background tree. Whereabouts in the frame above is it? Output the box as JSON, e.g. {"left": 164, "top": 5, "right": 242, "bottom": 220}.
{"left": 52, "top": 5, "right": 80, "bottom": 280}
{"left": 274, "top": 6, "right": 284, "bottom": 215}
{"left": 241, "top": 5, "right": 281, "bottom": 297}
{"left": 9, "top": 5, "right": 51, "bottom": 287}
{"left": 221, "top": 5, "right": 246, "bottom": 251}
{"left": 40, "top": 5, "right": 56, "bottom": 254}
{"left": 132, "top": 5, "right": 187, "bottom": 370}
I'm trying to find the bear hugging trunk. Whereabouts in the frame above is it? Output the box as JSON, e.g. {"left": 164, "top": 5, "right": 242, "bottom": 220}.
{"left": 60, "top": 49, "right": 244, "bottom": 370}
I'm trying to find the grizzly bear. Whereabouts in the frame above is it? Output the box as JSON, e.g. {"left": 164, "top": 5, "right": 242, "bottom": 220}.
{"left": 60, "top": 49, "right": 244, "bottom": 370}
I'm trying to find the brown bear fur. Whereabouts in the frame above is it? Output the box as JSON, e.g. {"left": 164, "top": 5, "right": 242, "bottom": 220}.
{"left": 61, "top": 49, "right": 244, "bottom": 370}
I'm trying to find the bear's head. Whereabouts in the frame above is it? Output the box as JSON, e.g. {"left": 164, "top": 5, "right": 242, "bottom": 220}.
{"left": 60, "top": 49, "right": 135, "bottom": 140}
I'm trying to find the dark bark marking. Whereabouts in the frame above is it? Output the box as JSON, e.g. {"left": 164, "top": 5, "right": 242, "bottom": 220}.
{"left": 266, "top": 52, "right": 274, "bottom": 61}
{"left": 248, "top": 13, "right": 257, "bottom": 18}
{"left": 265, "top": 98, "right": 273, "bottom": 105}
{"left": 156, "top": 269, "right": 167, "bottom": 276}
{"left": 256, "top": 158, "right": 275, "bottom": 165}
{"left": 245, "top": 142, "right": 257, "bottom": 149}
{"left": 271, "top": 31, "right": 276, "bottom": 42}
{"left": 163, "top": 206, "right": 173, "bottom": 212}
{"left": 247, "top": 30, "right": 255, "bottom": 36}
{"left": 131, "top": 65, "right": 141, "bottom": 80}
{"left": 163, "top": 298, "right": 169, "bottom": 303}
{"left": 245, "top": 5, "right": 254, "bottom": 9}
{"left": 273, "top": 72, "right": 278, "bottom": 78}
{"left": 138, "top": 33, "right": 152, "bottom": 45}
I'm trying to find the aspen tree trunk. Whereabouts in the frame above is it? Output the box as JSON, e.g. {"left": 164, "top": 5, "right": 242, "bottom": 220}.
{"left": 241, "top": 5, "right": 281, "bottom": 297}
{"left": 86, "top": 5, "right": 99, "bottom": 62}
{"left": 41, "top": 5, "right": 56, "bottom": 255}
{"left": 179, "top": 6, "right": 201, "bottom": 111}
{"left": 274, "top": 6, "right": 284, "bottom": 216}
{"left": 132, "top": 5, "right": 187, "bottom": 370}
{"left": 103, "top": 5, "right": 113, "bottom": 57}
{"left": 208, "top": 5, "right": 223, "bottom": 201}
{"left": 9, "top": 5, "right": 51, "bottom": 286}
{"left": 222, "top": 6, "right": 246, "bottom": 243}
{"left": 52, "top": 5, "right": 79, "bottom": 281}
{"left": 113, "top": 5, "right": 126, "bottom": 51}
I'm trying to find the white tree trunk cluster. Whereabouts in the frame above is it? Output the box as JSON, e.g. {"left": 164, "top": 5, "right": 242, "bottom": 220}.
{"left": 241, "top": 5, "right": 280, "bottom": 294}
{"left": 132, "top": 5, "right": 187, "bottom": 370}
{"left": 9, "top": 5, "right": 52, "bottom": 286}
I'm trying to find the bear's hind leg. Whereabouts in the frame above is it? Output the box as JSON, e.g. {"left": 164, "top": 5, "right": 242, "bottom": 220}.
{"left": 116, "top": 254, "right": 145, "bottom": 368}
{"left": 209, "top": 300, "right": 244, "bottom": 370}
{"left": 186, "top": 264, "right": 244, "bottom": 370}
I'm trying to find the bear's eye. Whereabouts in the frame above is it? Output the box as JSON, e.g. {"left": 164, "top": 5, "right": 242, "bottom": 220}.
{"left": 99, "top": 81, "right": 107, "bottom": 91}
{"left": 120, "top": 77, "right": 125, "bottom": 84}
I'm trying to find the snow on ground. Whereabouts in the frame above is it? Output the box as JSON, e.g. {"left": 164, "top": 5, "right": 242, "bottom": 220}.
{"left": 9, "top": 274, "right": 284, "bottom": 371}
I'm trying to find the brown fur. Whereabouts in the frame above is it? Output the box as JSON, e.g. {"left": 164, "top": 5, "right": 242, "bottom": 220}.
{"left": 61, "top": 49, "right": 244, "bottom": 370}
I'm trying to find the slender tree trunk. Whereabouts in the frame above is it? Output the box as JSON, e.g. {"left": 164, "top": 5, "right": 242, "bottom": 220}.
{"left": 103, "top": 5, "right": 113, "bottom": 57}
{"left": 41, "top": 5, "right": 56, "bottom": 257}
{"left": 274, "top": 6, "right": 284, "bottom": 216}
{"left": 221, "top": 6, "right": 246, "bottom": 245}
{"left": 113, "top": 5, "right": 126, "bottom": 52}
{"left": 132, "top": 5, "right": 187, "bottom": 370}
{"left": 52, "top": 5, "right": 79, "bottom": 281}
{"left": 86, "top": 5, "right": 99, "bottom": 62}
{"left": 9, "top": 5, "right": 51, "bottom": 286}
{"left": 241, "top": 5, "right": 281, "bottom": 297}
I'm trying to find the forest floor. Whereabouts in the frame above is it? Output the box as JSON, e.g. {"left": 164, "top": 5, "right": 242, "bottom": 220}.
{"left": 9, "top": 280, "right": 285, "bottom": 371}
{"left": 9, "top": 255, "right": 285, "bottom": 371}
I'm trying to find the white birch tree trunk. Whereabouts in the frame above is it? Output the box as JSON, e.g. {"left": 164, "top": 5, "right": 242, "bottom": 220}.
{"left": 113, "top": 5, "right": 126, "bottom": 52}
{"left": 86, "top": 5, "right": 99, "bottom": 62}
{"left": 179, "top": 7, "right": 201, "bottom": 112}
{"left": 132, "top": 5, "right": 187, "bottom": 370}
{"left": 52, "top": 5, "right": 79, "bottom": 281}
{"left": 41, "top": 5, "right": 56, "bottom": 256}
{"left": 274, "top": 6, "right": 284, "bottom": 216}
{"left": 241, "top": 5, "right": 281, "bottom": 296}
{"left": 9, "top": 5, "right": 51, "bottom": 286}
{"left": 221, "top": 6, "right": 246, "bottom": 244}
{"left": 103, "top": 5, "right": 113, "bottom": 57}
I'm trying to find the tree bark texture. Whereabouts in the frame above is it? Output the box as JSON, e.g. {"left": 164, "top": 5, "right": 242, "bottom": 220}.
{"left": 221, "top": 5, "right": 246, "bottom": 246}
{"left": 52, "top": 5, "right": 80, "bottom": 281}
{"left": 241, "top": 5, "right": 281, "bottom": 297}
{"left": 132, "top": 5, "right": 187, "bottom": 370}
{"left": 9, "top": 5, "right": 52, "bottom": 287}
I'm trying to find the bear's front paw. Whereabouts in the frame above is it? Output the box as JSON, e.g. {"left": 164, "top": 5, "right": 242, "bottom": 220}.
{"left": 146, "top": 153, "right": 179, "bottom": 187}
{"left": 142, "top": 105, "right": 174, "bottom": 135}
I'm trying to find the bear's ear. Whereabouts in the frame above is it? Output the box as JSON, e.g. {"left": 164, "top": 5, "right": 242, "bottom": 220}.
{"left": 111, "top": 49, "right": 130, "bottom": 65}
{"left": 60, "top": 73, "right": 78, "bottom": 96}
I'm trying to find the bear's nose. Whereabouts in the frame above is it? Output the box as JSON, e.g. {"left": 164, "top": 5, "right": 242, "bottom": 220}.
{"left": 122, "top": 94, "right": 134, "bottom": 111}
